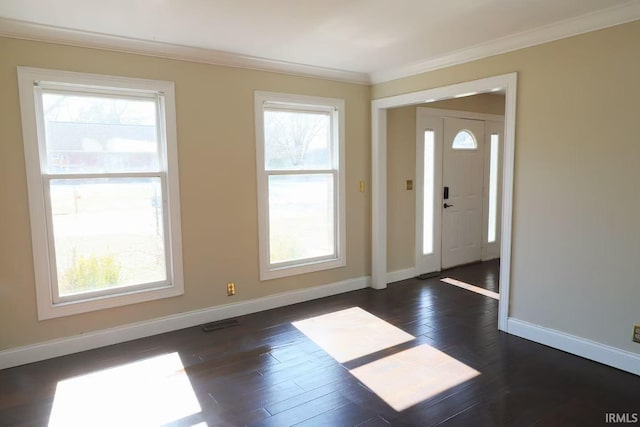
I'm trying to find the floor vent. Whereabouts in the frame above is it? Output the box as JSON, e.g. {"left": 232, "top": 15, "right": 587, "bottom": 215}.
{"left": 201, "top": 319, "right": 239, "bottom": 332}
{"left": 415, "top": 271, "right": 441, "bottom": 280}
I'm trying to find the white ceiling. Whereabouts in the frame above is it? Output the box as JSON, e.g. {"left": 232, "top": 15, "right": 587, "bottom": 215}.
{"left": 1, "top": 0, "right": 639, "bottom": 83}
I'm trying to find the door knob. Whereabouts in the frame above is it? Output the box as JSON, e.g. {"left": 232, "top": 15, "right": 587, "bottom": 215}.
{"left": 443, "top": 203, "right": 454, "bottom": 208}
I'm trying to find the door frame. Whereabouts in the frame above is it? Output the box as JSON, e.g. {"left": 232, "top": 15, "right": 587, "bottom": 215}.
{"left": 415, "top": 107, "right": 504, "bottom": 274}
{"left": 371, "top": 73, "right": 517, "bottom": 332}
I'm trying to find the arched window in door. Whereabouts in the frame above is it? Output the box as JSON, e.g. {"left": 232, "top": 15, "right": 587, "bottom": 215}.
{"left": 452, "top": 130, "right": 477, "bottom": 150}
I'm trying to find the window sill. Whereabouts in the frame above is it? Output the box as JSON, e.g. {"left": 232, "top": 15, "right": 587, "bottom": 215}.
{"left": 36, "top": 283, "right": 184, "bottom": 320}
{"left": 260, "top": 257, "right": 346, "bottom": 281}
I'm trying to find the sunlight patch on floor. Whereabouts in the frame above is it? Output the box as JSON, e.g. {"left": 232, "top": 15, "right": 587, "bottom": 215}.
{"left": 350, "top": 344, "right": 480, "bottom": 412}
{"left": 292, "top": 307, "right": 415, "bottom": 363}
{"left": 48, "top": 352, "right": 201, "bottom": 427}
{"left": 441, "top": 277, "right": 499, "bottom": 300}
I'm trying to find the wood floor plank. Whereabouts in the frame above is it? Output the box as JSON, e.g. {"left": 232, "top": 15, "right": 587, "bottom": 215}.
{"left": 250, "top": 391, "right": 349, "bottom": 427}
{"left": 264, "top": 379, "right": 351, "bottom": 416}
{"left": 293, "top": 401, "right": 375, "bottom": 427}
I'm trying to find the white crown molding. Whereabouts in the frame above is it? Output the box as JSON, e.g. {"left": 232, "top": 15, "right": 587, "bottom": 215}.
{"left": 1, "top": 3, "right": 639, "bottom": 88}
{"left": 0, "top": 275, "right": 370, "bottom": 370}
{"left": 0, "top": 17, "right": 371, "bottom": 85}
{"left": 370, "top": 2, "right": 640, "bottom": 84}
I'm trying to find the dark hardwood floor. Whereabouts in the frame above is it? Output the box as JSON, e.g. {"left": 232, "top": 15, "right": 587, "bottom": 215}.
{"left": 1, "top": 260, "right": 638, "bottom": 426}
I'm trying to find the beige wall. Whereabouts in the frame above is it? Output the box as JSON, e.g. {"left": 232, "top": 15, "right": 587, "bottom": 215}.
{"left": 0, "top": 37, "right": 371, "bottom": 350}
{"left": 387, "top": 106, "right": 417, "bottom": 272}
{"left": 386, "top": 95, "right": 505, "bottom": 273}
{"left": 376, "top": 20, "right": 640, "bottom": 354}
{"left": 425, "top": 93, "right": 505, "bottom": 115}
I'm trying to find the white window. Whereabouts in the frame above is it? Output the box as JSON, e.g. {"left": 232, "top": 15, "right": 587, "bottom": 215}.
{"left": 255, "top": 92, "right": 345, "bottom": 280}
{"left": 18, "top": 67, "right": 184, "bottom": 319}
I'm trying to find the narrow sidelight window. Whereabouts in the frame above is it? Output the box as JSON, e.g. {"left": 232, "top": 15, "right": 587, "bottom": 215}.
{"left": 488, "top": 133, "right": 499, "bottom": 243}
{"left": 423, "top": 130, "right": 435, "bottom": 254}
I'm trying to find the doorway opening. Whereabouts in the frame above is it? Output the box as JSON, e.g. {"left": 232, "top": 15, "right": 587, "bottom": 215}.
{"left": 371, "top": 73, "right": 517, "bottom": 332}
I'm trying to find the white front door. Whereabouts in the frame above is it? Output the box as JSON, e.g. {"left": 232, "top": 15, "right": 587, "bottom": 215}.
{"left": 441, "top": 117, "right": 485, "bottom": 269}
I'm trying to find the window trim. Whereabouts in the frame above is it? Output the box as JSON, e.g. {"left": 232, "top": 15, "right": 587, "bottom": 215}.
{"left": 254, "top": 91, "right": 346, "bottom": 280}
{"left": 17, "top": 67, "right": 184, "bottom": 320}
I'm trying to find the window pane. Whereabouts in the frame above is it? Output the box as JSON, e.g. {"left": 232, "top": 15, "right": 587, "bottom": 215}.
{"left": 488, "top": 134, "right": 499, "bottom": 243}
{"left": 423, "top": 130, "right": 435, "bottom": 255}
{"left": 42, "top": 92, "right": 160, "bottom": 174}
{"left": 268, "top": 174, "right": 335, "bottom": 264}
{"left": 264, "top": 110, "right": 331, "bottom": 170}
{"left": 50, "top": 178, "right": 167, "bottom": 297}
{"left": 452, "top": 130, "right": 477, "bottom": 150}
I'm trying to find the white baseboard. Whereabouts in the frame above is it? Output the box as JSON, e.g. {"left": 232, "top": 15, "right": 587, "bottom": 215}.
{"left": 507, "top": 318, "right": 640, "bottom": 376}
{"left": 0, "top": 276, "right": 370, "bottom": 370}
{"left": 386, "top": 268, "right": 416, "bottom": 284}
